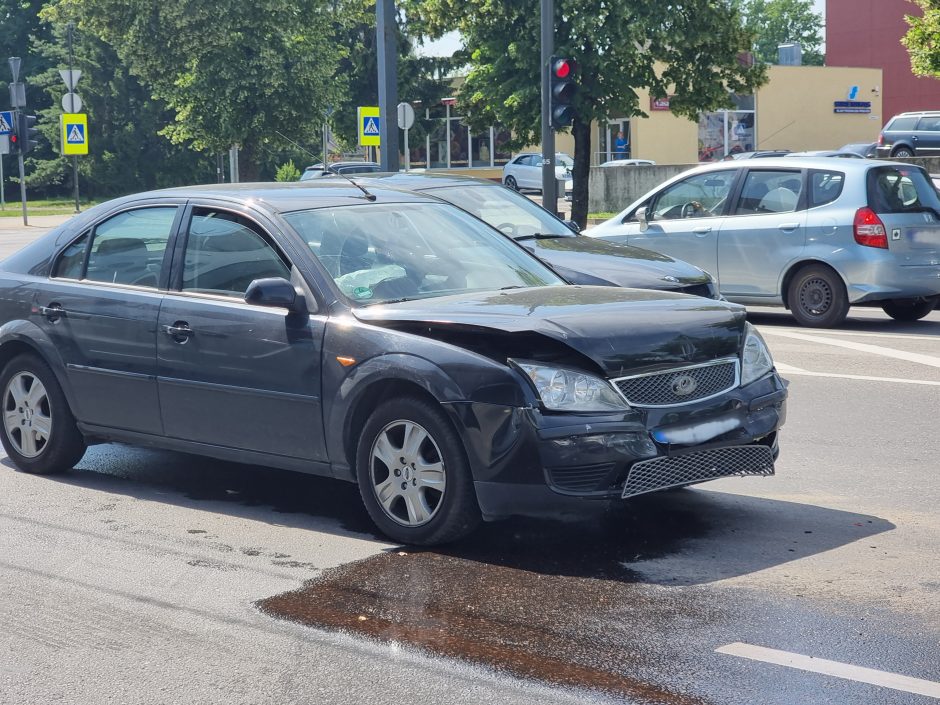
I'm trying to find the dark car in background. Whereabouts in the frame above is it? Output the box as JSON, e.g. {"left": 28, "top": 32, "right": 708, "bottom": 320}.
{"left": 355, "top": 173, "right": 720, "bottom": 298}
{"left": 876, "top": 111, "right": 940, "bottom": 158}
{"left": 0, "top": 182, "right": 785, "bottom": 545}
{"left": 300, "top": 161, "right": 381, "bottom": 180}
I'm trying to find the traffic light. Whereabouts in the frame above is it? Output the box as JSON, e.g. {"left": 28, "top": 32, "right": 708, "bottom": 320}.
{"left": 550, "top": 57, "right": 578, "bottom": 129}
{"left": 15, "top": 113, "right": 39, "bottom": 155}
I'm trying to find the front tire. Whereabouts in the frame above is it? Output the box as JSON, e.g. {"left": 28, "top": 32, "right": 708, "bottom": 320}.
{"left": 881, "top": 297, "right": 939, "bottom": 321}
{"left": 788, "top": 264, "right": 849, "bottom": 328}
{"left": 356, "top": 396, "right": 480, "bottom": 545}
{"left": 0, "top": 354, "right": 85, "bottom": 474}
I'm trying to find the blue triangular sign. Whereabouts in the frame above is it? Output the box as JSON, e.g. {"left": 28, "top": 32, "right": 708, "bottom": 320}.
{"left": 364, "top": 118, "right": 380, "bottom": 135}
{"left": 67, "top": 125, "right": 84, "bottom": 143}
{"left": 0, "top": 114, "right": 11, "bottom": 133}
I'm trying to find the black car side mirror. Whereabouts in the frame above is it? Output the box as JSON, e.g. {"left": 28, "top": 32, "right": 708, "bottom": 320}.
{"left": 563, "top": 219, "right": 581, "bottom": 233}
{"left": 245, "top": 277, "right": 307, "bottom": 314}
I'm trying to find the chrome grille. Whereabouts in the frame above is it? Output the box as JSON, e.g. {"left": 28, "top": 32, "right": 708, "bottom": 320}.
{"left": 622, "top": 445, "right": 774, "bottom": 499}
{"left": 613, "top": 358, "right": 739, "bottom": 407}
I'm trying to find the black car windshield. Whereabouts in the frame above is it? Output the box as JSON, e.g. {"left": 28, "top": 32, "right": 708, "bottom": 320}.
{"left": 283, "top": 202, "right": 566, "bottom": 305}
{"left": 429, "top": 184, "right": 574, "bottom": 239}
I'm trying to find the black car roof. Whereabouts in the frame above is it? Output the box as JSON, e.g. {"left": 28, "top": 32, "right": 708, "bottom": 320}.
{"left": 100, "top": 181, "right": 439, "bottom": 214}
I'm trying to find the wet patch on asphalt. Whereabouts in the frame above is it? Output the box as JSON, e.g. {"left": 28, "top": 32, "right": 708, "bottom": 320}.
{"left": 259, "top": 496, "right": 718, "bottom": 704}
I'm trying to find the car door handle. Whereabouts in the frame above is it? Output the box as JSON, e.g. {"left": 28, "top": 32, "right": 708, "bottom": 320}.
{"left": 163, "top": 322, "right": 194, "bottom": 342}
{"left": 38, "top": 304, "right": 66, "bottom": 321}
{"left": 778, "top": 223, "right": 800, "bottom": 231}
{"left": 692, "top": 226, "right": 712, "bottom": 235}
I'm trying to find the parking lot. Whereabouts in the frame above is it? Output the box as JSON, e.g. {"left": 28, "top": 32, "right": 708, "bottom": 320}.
{"left": 0, "top": 219, "right": 937, "bottom": 704}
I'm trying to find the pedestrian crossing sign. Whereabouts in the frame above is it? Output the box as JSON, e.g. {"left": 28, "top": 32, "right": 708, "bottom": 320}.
{"left": 358, "top": 106, "right": 381, "bottom": 147}
{"left": 60, "top": 113, "right": 88, "bottom": 155}
{"left": 0, "top": 111, "right": 12, "bottom": 135}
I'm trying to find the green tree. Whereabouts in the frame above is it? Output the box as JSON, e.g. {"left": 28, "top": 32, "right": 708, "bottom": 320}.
{"left": 903, "top": 0, "right": 940, "bottom": 78}
{"left": 45, "top": 0, "right": 345, "bottom": 181}
{"left": 738, "top": 0, "right": 825, "bottom": 66}
{"left": 405, "top": 0, "right": 766, "bottom": 226}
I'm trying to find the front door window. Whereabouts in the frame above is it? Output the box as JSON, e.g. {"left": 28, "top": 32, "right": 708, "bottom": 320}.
{"left": 652, "top": 171, "right": 737, "bottom": 220}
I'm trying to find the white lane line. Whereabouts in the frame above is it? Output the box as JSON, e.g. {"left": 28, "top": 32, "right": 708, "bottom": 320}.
{"left": 759, "top": 327, "right": 940, "bottom": 343}
{"left": 716, "top": 642, "right": 940, "bottom": 700}
{"left": 762, "top": 329, "right": 940, "bottom": 369}
{"left": 775, "top": 366, "right": 940, "bottom": 387}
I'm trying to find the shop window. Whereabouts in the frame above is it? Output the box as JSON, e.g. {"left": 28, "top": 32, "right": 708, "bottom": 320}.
{"left": 493, "top": 128, "right": 512, "bottom": 166}
{"left": 471, "top": 130, "right": 491, "bottom": 167}
{"left": 449, "top": 119, "right": 469, "bottom": 167}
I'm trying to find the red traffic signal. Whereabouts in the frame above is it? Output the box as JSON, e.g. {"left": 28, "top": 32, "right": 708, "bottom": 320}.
{"left": 550, "top": 57, "right": 578, "bottom": 129}
{"left": 552, "top": 58, "right": 577, "bottom": 79}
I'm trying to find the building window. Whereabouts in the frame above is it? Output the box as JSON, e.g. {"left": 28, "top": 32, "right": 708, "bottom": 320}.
{"left": 698, "top": 94, "right": 755, "bottom": 161}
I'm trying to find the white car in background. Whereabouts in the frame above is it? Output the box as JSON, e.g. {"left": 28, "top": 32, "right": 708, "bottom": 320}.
{"left": 600, "top": 159, "right": 656, "bottom": 167}
{"left": 503, "top": 152, "right": 574, "bottom": 195}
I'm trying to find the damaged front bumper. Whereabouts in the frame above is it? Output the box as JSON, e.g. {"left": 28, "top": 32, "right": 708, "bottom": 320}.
{"left": 464, "top": 370, "right": 787, "bottom": 520}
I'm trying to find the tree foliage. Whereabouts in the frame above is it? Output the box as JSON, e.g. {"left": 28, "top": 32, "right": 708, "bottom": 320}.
{"left": 44, "top": 0, "right": 345, "bottom": 180}
{"left": 903, "top": 0, "right": 940, "bottom": 78}
{"left": 405, "top": 0, "right": 766, "bottom": 225}
{"left": 737, "top": 0, "right": 824, "bottom": 66}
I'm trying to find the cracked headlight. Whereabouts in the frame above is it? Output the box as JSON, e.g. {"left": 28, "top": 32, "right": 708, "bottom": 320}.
{"left": 512, "top": 360, "right": 629, "bottom": 412}
{"left": 741, "top": 323, "right": 774, "bottom": 386}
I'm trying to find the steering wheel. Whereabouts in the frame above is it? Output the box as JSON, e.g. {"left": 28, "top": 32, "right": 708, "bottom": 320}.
{"left": 495, "top": 222, "right": 519, "bottom": 238}
{"left": 680, "top": 202, "right": 706, "bottom": 219}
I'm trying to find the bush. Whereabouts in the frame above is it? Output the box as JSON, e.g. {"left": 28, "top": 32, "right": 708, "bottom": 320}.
{"left": 275, "top": 160, "right": 301, "bottom": 182}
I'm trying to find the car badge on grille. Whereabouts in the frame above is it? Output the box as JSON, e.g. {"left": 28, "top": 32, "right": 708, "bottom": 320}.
{"left": 661, "top": 275, "right": 680, "bottom": 283}
{"left": 671, "top": 374, "right": 698, "bottom": 397}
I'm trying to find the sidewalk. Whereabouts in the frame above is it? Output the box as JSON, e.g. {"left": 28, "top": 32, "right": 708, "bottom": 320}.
{"left": 0, "top": 213, "right": 75, "bottom": 259}
{"left": 0, "top": 213, "right": 75, "bottom": 230}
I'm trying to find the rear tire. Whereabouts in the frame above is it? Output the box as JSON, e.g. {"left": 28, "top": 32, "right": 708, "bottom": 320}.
{"left": 0, "top": 354, "right": 85, "bottom": 474}
{"left": 881, "top": 297, "right": 939, "bottom": 321}
{"left": 504, "top": 175, "right": 518, "bottom": 190}
{"left": 891, "top": 146, "right": 914, "bottom": 158}
{"left": 356, "top": 395, "right": 480, "bottom": 545}
{"left": 787, "top": 264, "right": 849, "bottom": 328}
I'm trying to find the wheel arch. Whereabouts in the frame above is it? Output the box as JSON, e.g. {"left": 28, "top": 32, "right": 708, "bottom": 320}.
{"left": 780, "top": 259, "right": 849, "bottom": 310}
{"left": 0, "top": 323, "right": 75, "bottom": 408}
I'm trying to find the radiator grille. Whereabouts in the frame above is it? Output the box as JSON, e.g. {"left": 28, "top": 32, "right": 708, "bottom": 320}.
{"left": 622, "top": 445, "right": 774, "bottom": 498}
{"left": 613, "top": 359, "right": 738, "bottom": 407}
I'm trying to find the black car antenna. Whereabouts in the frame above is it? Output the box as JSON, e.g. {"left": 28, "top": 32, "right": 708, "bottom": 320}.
{"left": 274, "top": 130, "right": 376, "bottom": 201}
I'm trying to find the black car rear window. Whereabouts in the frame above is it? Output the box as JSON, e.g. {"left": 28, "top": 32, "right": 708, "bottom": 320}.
{"left": 866, "top": 166, "right": 940, "bottom": 214}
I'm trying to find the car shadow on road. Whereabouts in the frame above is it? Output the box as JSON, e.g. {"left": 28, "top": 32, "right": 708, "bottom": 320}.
{"left": 11, "top": 442, "right": 894, "bottom": 585}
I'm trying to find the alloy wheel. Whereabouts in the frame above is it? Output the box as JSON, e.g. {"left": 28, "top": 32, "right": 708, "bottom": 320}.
{"left": 3, "top": 372, "right": 52, "bottom": 458}
{"left": 369, "top": 420, "right": 446, "bottom": 527}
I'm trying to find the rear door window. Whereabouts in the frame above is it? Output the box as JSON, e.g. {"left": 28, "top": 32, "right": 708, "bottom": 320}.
{"left": 734, "top": 170, "right": 803, "bottom": 214}
{"left": 867, "top": 166, "right": 940, "bottom": 214}
{"left": 809, "top": 170, "right": 845, "bottom": 208}
{"left": 83, "top": 207, "right": 178, "bottom": 287}
{"left": 916, "top": 117, "right": 940, "bottom": 132}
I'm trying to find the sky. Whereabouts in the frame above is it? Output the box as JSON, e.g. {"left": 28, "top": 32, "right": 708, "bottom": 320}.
{"left": 417, "top": 1, "right": 829, "bottom": 58}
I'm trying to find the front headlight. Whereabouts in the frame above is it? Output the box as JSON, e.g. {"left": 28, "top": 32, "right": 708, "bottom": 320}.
{"left": 511, "top": 360, "right": 628, "bottom": 412}
{"left": 741, "top": 323, "right": 774, "bottom": 386}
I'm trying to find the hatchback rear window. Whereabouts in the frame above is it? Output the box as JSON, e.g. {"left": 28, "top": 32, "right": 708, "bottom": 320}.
{"left": 887, "top": 117, "right": 918, "bottom": 131}
{"left": 866, "top": 166, "right": 940, "bottom": 214}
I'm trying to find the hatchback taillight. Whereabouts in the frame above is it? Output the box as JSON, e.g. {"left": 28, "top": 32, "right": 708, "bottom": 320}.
{"left": 854, "top": 207, "right": 888, "bottom": 248}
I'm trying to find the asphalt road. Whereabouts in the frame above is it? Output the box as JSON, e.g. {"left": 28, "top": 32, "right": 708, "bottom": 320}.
{"left": 0, "top": 218, "right": 938, "bottom": 704}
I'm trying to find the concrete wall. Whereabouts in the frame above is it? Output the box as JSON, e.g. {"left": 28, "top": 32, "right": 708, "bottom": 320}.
{"left": 588, "top": 163, "right": 697, "bottom": 214}
{"left": 757, "top": 66, "right": 884, "bottom": 151}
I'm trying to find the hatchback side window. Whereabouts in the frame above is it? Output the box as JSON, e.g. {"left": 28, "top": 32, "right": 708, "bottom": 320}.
{"left": 735, "top": 171, "right": 803, "bottom": 215}
{"left": 84, "top": 207, "right": 178, "bottom": 287}
{"left": 888, "top": 117, "right": 918, "bottom": 131}
{"left": 916, "top": 117, "right": 940, "bottom": 132}
{"left": 651, "top": 171, "right": 735, "bottom": 220}
{"left": 809, "top": 171, "right": 845, "bottom": 208}
{"left": 181, "top": 209, "right": 291, "bottom": 297}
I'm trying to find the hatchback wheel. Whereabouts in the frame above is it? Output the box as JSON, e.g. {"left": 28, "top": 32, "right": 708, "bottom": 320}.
{"left": 356, "top": 396, "right": 480, "bottom": 545}
{"left": 0, "top": 354, "right": 85, "bottom": 474}
{"left": 504, "top": 175, "right": 518, "bottom": 190}
{"left": 891, "top": 146, "right": 914, "bottom": 158}
{"left": 881, "top": 296, "right": 939, "bottom": 322}
{"left": 788, "top": 265, "right": 849, "bottom": 328}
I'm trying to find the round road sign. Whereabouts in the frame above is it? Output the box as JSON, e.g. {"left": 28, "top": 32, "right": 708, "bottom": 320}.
{"left": 397, "top": 102, "right": 415, "bottom": 130}
{"left": 62, "top": 92, "right": 83, "bottom": 113}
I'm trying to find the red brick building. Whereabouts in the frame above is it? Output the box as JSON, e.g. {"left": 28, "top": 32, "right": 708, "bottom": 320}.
{"left": 826, "top": 0, "right": 940, "bottom": 124}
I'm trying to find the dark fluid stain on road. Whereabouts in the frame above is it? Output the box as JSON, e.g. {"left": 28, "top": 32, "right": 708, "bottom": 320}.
{"left": 260, "top": 496, "right": 716, "bottom": 704}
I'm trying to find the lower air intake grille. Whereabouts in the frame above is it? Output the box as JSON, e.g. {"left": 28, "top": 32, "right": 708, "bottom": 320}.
{"left": 548, "top": 463, "right": 616, "bottom": 493}
{"left": 622, "top": 445, "right": 774, "bottom": 498}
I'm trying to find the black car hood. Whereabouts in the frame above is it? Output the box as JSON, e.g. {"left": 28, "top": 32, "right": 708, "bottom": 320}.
{"left": 519, "top": 236, "right": 712, "bottom": 290}
{"left": 354, "top": 286, "right": 746, "bottom": 376}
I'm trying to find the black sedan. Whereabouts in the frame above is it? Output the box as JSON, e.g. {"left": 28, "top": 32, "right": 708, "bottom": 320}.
{"left": 355, "top": 173, "right": 720, "bottom": 298}
{"left": 0, "top": 182, "right": 786, "bottom": 545}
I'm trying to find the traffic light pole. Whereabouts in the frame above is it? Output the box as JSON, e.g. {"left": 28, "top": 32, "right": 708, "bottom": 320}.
{"left": 540, "top": 0, "right": 557, "bottom": 214}
{"left": 17, "top": 152, "right": 27, "bottom": 226}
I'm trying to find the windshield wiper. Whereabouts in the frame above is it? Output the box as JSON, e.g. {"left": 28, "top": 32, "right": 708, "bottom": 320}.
{"left": 515, "top": 233, "right": 572, "bottom": 241}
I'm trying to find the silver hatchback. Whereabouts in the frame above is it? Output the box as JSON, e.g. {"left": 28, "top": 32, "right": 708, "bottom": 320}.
{"left": 588, "top": 158, "right": 940, "bottom": 327}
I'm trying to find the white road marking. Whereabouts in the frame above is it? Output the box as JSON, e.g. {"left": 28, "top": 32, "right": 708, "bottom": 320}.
{"left": 762, "top": 329, "right": 940, "bottom": 369}
{"left": 774, "top": 365, "right": 940, "bottom": 387}
{"left": 758, "top": 327, "right": 940, "bottom": 343}
{"left": 716, "top": 642, "right": 940, "bottom": 699}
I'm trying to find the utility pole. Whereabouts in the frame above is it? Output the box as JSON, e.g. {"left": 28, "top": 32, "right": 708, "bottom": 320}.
{"left": 540, "top": 0, "right": 557, "bottom": 214}
{"left": 8, "top": 56, "right": 27, "bottom": 226}
{"left": 67, "top": 24, "right": 80, "bottom": 213}
{"left": 376, "top": 0, "right": 400, "bottom": 172}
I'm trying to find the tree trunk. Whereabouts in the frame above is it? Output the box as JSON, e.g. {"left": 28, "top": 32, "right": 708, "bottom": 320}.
{"left": 570, "top": 117, "right": 591, "bottom": 229}
{"left": 240, "top": 142, "right": 262, "bottom": 182}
